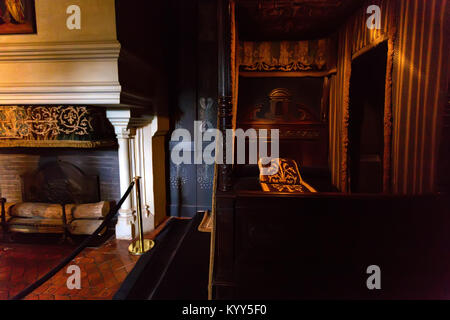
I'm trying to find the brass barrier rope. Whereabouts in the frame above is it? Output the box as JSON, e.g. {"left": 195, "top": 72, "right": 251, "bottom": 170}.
{"left": 11, "top": 179, "right": 138, "bottom": 300}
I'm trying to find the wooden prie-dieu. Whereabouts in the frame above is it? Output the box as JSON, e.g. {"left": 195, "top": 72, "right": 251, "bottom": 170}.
{"left": 211, "top": 0, "right": 450, "bottom": 300}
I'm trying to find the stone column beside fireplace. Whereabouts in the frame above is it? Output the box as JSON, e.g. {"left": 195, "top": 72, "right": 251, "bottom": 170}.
{"left": 106, "top": 109, "right": 134, "bottom": 239}
{"left": 107, "top": 109, "right": 168, "bottom": 240}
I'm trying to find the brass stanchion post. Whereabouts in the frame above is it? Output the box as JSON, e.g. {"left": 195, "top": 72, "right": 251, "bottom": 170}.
{"left": 128, "top": 177, "right": 155, "bottom": 255}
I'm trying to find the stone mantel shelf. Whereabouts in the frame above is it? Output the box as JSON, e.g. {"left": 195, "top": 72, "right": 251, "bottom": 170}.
{"left": 0, "top": 41, "right": 121, "bottom": 62}
{"left": 0, "top": 85, "right": 122, "bottom": 105}
{"left": 0, "top": 40, "right": 122, "bottom": 105}
{"left": 0, "top": 41, "right": 155, "bottom": 107}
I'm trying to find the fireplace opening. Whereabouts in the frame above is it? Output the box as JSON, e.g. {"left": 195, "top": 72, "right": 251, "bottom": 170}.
{"left": 1, "top": 154, "right": 120, "bottom": 240}
{"left": 0, "top": 148, "right": 120, "bottom": 204}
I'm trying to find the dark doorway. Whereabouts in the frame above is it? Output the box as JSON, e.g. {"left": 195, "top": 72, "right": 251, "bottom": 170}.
{"left": 348, "top": 42, "right": 387, "bottom": 193}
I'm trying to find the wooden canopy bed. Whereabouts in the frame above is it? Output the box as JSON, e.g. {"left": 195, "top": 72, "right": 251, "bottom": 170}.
{"left": 210, "top": 0, "right": 450, "bottom": 300}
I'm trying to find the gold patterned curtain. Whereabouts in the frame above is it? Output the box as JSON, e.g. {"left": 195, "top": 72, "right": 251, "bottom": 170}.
{"left": 328, "top": 0, "right": 396, "bottom": 193}
{"left": 238, "top": 39, "right": 331, "bottom": 72}
{"left": 0, "top": 106, "right": 116, "bottom": 148}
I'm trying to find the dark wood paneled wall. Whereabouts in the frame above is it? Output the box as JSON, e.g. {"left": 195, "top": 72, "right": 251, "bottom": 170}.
{"left": 167, "top": 0, "right": 218, "bottom": 216}
{"left": 213, "top": 192, "right": 450, "bottom": 299}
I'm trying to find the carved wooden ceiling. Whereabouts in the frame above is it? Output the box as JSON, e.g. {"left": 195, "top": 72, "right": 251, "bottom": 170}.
{"left": 236, "top": 0, "right": 365, "bottom": 40}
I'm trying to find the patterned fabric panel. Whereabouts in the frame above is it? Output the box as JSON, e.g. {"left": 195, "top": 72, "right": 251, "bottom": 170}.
{"left": 0, "top": 106, "right": 115, "bottom": 148}
{"left": 238, "top": 40, "right": 330, "bottom": 72}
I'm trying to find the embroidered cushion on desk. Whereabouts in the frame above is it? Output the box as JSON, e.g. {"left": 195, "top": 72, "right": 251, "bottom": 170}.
{"left": 258, "top": 158, "right": 317, "bottom": 193}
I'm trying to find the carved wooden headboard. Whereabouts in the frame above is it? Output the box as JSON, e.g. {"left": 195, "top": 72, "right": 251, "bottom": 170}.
{"left": 21, "top": 161, "right": 100, "bottom": 204}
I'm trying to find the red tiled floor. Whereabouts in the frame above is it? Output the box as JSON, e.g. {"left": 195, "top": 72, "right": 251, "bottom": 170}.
{"left": 0, "top": 218, "right": 171, "bottom": 300}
